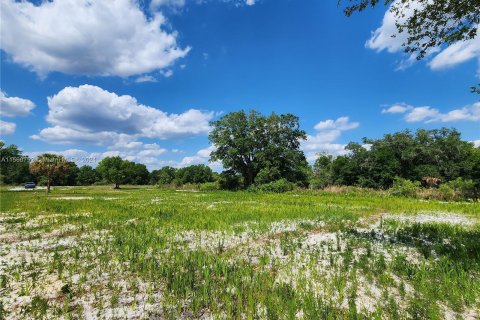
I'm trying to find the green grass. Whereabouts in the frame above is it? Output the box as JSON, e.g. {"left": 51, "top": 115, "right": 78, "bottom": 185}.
{"left": 0, "top": 186, "right": 479, "bottom": 319}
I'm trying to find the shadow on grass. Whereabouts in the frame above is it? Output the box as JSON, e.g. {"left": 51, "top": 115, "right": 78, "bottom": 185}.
{"left": 350, "top": 223, "right": 480, "bottom": 264}
{"left": 394, "top": 223, "right": 480, "bottom": 262}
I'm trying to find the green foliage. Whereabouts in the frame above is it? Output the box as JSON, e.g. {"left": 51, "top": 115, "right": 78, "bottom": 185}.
{"left": 97, "top": 157, "right": 150, "bottom": 187}
{"left": 339, "top": 0, "right": 479, "bottom": 61}
{"left": 256, "top": 178, "right": 294, "bottom": 193}
{"left": 96, "top": 156, "right": 130, "bottom": 189}
{"left": 437, "top": 184, "right": 455, "bottom": 201}
{"left": 340, "top": 0, "right": 480, "bottom": 94}
{"left": 175, "top": 164, "right": 214, "bottom": 185}
{"left": 389, "top": 177, "right": 420, "bottom": 198}
{"left": 77, "top": 166, "right": 98, "bottom": 185}
{"left": 30, "top": 153, "right": 70, "bottom": 192}
{"left": 209, "top": 110, "right": 308, "bottom": 186}
{"left": 311, "top": 153, "right": 333, "bottom": 189}
{"left": 128, "top": 163, "right": 150, "bottom": 185}
{"left": 471, "top": 84, "right": 480, "bottom": 94}
{"left": 199, "top": 181, "right": 220, "bottom": 191}
{"left": 445, "top": 178, "right": 477, "bottom": 200}
{"left": 29, "top": 159, "right": 79, "bottom": 187}
{"left": 255, "top": 166, "right": 282, "bottom": 185}
{"left": 150, "top": 166, "right": 177, "bottom": 185}
{"left": 464, "top": 147, "right": 480, "bottom": 189}
{"left": 218, "top": 170, "right": 242, "bottom": 190}
{"left": 54, "top": 161, "right": 79, "bottom": 186}
{"left": 330, "top": 155, "right": 357, "bottom": 186}
{"left": 0, "top": 141, "right": 31, "bottom": 184}
{"left": 323, "top": 128, "right": 477, "bottom": 190}
{"left": 310, "top": 177, "right": 330, "bottom": 190}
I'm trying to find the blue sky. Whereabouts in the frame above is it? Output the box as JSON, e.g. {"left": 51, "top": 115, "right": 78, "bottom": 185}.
{"left": 1, "top": 0, "right": 479, "bottom": 170}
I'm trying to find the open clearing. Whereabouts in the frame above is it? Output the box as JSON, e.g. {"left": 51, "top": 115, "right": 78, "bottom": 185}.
{"left": 0, "top": 186, "right": 479, "bottom": 319}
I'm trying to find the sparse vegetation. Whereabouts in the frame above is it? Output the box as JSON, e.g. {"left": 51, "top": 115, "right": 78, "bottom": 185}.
{"left": 0, "top": 186, "right": 478, "bottom": 319}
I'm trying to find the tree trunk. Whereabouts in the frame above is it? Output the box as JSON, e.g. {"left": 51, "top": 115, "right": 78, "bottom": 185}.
{"left": 243, "top": 168, "right": 254, "bottom": 187}
{"left": 114, "top": 182, "right": 120, "bottom": 189}
{"left": 248, "top": 168, "right": 254, "bottom": 186}
{"left": 47, "top": 172, "right": 51, "bottom": 193}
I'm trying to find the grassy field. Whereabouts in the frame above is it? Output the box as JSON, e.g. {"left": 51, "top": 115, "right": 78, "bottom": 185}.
{"left": 0, "top": 186, "right": 479, "bottom": 319}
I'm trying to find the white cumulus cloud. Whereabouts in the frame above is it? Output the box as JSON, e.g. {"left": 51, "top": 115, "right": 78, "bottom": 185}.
{"left": 151, "top": 0, "right": 186, "bottom": 9}
{"left": 303, "top": 116, "right": 359, "bottom": 161}
{"left": 151, "top": 0, "right": 256, "bottom": 10}
{"left": 367, "top": 1, "right": 480, "bottom": 73}
{"left": 382, "top": 102, "right": 480, "bottom": 123}
{"left": 382, "top": 103, "right": 412, "bottom": 114}
{"left": 31, "top": 85, "right": 214, "bottom": 145}
{"left": 314, "top": 116, "right": 359, "bottom": 131}
{"left": 366, "top": 1, "right": 414, "bottom": 54}
{"left": 428, "top": 31, "right": 480, "bottom": 74}
{"left": 26, "top": 143, "right": 168, "bottom": 170}
{"left": 0, "top": 0, "right": 190, "bottom": 78}
{"left": 135, "top": 75, "right": 158, "bottom": 83}
{"left": 179, "top": 145, "right": 223, "bottom": 171}
{"left": 0, "top": 120, "right": 16, "bottom": 136}
{"left": 1, "top": 91, "right": 36, "bottom": 117}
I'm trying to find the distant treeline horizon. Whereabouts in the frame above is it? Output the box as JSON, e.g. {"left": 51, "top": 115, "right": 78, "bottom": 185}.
{"left": 1, "top": 123, "right": 479, "bottom": 197}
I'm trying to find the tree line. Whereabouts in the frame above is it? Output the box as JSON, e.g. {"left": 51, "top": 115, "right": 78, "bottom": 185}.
{"left": 1, "top": 111, "right": 479, "bottom": 198}
{"left": 0, "top": 141, "right": 216, "bottom": 189}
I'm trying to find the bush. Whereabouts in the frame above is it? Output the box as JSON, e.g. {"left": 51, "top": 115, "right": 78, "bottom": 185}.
{"left": 437, "top": 184, "right": 455, "bottom": 201}
{"left": 255, "top": 167, "right": 282, "bottom": 185}
{"left": 445, "top": 178, "right": 478, "bottom": 200}
{"left": 218, "top": 170, "right": 242, "bottom": 190}
{"left": 256, "top": 179, "right": 294, "bottom": 193}
{"left": 389, "top": 177, "right": 420, "bottom": 198}
{"left": 199, "top": 181, "right": 220, "bottom": 191}
{"left": 310, "top": 176, "right": 331, "bottom": 190}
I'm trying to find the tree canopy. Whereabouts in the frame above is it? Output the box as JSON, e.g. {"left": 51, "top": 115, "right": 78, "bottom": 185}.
{"left": 77, "top": 165, "right": 98, "bottom": 185}
{"left": 340, "top": 0, "right": 479, "bottom": 58}
{"left": 0, "top": 142, "right": 31, "bottom": 184}
{"left": 314, "top": 128, "right": 479, "bottom": 189}
{"left": 339, "top": 0, "right": 480, "bottom": 92}
{"left": 175, "top": 164, "right": 214, "bottom": 185}
{"left": 96, "top": 156, "right": 130, "bottom": 189}
{"left": 96, "top": 157, "right": 151, "bottom": 188}
{"left": 150, "top": 166, "right": 177, "bottom": 185}
{"left": 30, "top": 153, "right": 70, "bottom": 192}
{"left": 209, "top": 110, "right": 309, "bottom": 186}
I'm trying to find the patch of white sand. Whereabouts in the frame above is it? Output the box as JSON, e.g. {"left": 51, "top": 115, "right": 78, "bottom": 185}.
{"left": 54, "top": 196, "right": 93, "bottom": 200}
{"left": 8, "top": 186, "right": 50, "bottom": 191}
{"left": 384, "top": 212, "right": 477, "bottom": 226}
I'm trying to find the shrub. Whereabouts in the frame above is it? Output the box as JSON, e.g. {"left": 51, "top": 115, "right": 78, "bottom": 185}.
{"left": 257, "top": 179, "right": 294, "bottom": 193}
{"left": 218, "top": 170, "right": 242, "bottom": 190}
{"left": 255, "top": 167, "right": 282, "bottom": 185}
{"left": 445, "top": 178, "right": 477, "bottom": 200}
{"left": 310, "top": 176, "right": 330, "bottom": 190}
{"left": 199, "top": 181, "right": 220, "bottom": 191}
{"left": 389, "top": 177, "right": 420, "bottom": 198}
{"left": 437, "top": 184, "right": 455, "bottom": 201}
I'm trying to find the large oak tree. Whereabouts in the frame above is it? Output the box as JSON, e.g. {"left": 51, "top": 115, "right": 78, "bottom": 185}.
{"left": 96, "top": 156, "right": 129, "bottom": 189}
{"left": 209, "top": 110, "right": 308, "bottom": 187}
